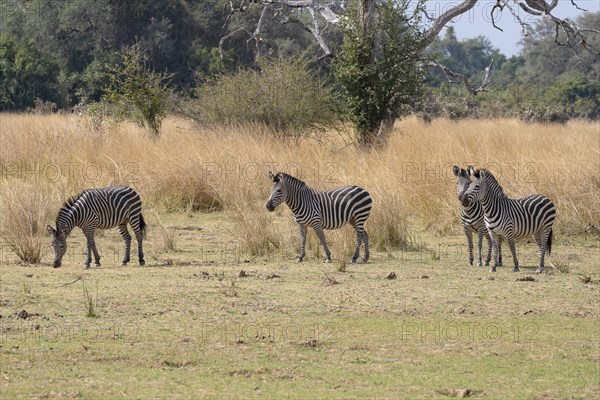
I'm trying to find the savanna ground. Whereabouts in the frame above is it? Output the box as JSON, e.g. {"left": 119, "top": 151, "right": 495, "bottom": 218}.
{"left": 0, "top": 114, "right": 599, "bottom": 399}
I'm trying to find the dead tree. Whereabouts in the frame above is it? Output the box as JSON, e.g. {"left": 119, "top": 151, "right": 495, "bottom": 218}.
{"left": 222, "top": 0, "right": 598, "bottom": 87}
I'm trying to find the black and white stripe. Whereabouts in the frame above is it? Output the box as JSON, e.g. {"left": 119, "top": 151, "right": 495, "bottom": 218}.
{"left": 453, "top": 165, "right": 502, "bottom": 267}
{"left": 47, "top": 186, "right": 146, "bottom": 268}
{"left": 461, "top": 167, "right": 555, "bottom": 273}
{"left": 266, "top": 172, "right": 372, "bottom": 263}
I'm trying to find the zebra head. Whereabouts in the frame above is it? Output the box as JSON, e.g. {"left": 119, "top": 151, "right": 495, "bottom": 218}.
{"left": 266, "top": 171, "right": 287, "bottom": 212}
{"left": 452, "top": 165, "right": 472, "bottom": 203}
{"left": 461, "top": 166, "right": 486, "bottom": 207}
{"left": 46, "top": 225, "right": 67, "bottom": 268}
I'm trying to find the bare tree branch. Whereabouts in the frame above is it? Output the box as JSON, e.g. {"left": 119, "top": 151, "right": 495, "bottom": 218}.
{"left": 221, "top": 0, "right": 599, "bottom": 59}
{"left": 219, "top": 26, "right": 253, "bottom": 59}
{"left": 425, "top": 58, "right": 495, "bottom": 95}
{"left": 422, "top": 0, "right": 478, "bottom": 50}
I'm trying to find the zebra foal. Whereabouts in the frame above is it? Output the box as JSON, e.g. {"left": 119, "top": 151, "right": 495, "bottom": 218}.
{"left": 453, "top": 165, "right": 501, "bottom": 267}
{"left": 266, "top": 172, "right": 372, "bottom": 263}
{"left": 47, "top": 186, "right": 146, "bottom": 268}
{"left": 461, "top": 167, "right": 555, "bottom": 273}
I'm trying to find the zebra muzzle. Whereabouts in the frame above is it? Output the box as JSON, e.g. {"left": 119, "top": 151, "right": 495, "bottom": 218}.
{"left": 266, "top": 201, "right": 275, "bottom": 212}
{"left": 53, "top": 260, "right": 62, "bottom": 268}
{"left": 460, "top": 195, "right": 471, "bottom": 207}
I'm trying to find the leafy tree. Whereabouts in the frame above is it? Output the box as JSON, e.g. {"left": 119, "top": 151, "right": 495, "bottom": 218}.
{"left": 426, "top": 27, "right": 507, "bottom": 88}
{"left": 0, "top": 34, "right": 61, "bottom": 110}
{"left": 334, "top": 0, "right": 424, "bottom": 147}
{"left": 103, "top": 45, "right": 171, "bottom": 136}
{"left": 192, "top": 55, "right": 338, "bottom": 135}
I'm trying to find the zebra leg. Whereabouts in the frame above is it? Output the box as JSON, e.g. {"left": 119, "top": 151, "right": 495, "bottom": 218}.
{"left": 351, "top": 227, "right": 363, "bottom": 263}
{"left": 497, "top": 237, "right": 503, "bottom": 267}
{"left": 362, "top": 230, "right": 369, "bottom": 263}
{"left": 534, "top": 231, "right": 547, "bottom": 274}
{"left": 134, "top": 226, "right": 145, "bottom": 266}
{"left": 296, "top": 224, "right": 307, "bottom": 263}
{"left": 506, "top": 234, "right": 519, "bottom": 272}
{"left": 118, "top": 224, "right": 132, "bottom": 266}
{"left": 484, "top": 230, "right": 493, "bottom": 266}
{"left": 84, "top": 227, "right": 100, "bottom": 268}
{"left": 313, "top": 225, "right": 332, "bottom": 263}
{"left": 476, "top": 228, "right": 484, "bottom": 267}
{"left": 464, "top": 227, "right": 474, "bottom": 266}
{"left": 489, "top": 231, "right": 501, "bottom": 273}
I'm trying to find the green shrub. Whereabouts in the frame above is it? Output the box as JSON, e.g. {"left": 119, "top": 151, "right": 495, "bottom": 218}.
{"left": 191, "top": 55, "right": 338, "bottom": 136}
{"left": 103, "top": 45, "right": 171, "bottom": 137}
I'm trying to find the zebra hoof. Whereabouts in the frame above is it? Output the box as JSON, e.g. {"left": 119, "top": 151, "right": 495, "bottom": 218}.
{"left": 94, "top": 263, "right": 101, "bottom": 268}
{"left": 324, "top": 259, "right": 332, "bottom": 263}
{"left": 84, "top": 264, "right": 91, "bottom": 269}
{"left": 121, "top": 262, "right": 128, "bottom": 267}
{"left": 512, "top": 267, "right": 520, "bottom": 272}
{"left": 139, "top": 260, "right": 145, "bottom": 266}
{"left": 489, "top": 267, "right": 497, "bottom": 273}
{"left": 535, "top": 268, "right": 544, "bottom": 274}
{"left": 349, "top": 258, "right": 357, "bottom": 264}
{"left": 477, "top": 262, "right": 483, "bottom": 267}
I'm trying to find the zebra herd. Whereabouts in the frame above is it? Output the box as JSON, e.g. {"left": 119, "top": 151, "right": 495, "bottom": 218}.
{"left": 46, "top": 166, "right": 555, "bottom": 273}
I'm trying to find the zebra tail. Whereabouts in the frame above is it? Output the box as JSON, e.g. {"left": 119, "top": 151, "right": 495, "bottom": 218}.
{"left": 139, "top": 214, "right": 147, "bottom": 239}
{"left": 547, "top": 228, "right": 553, "bottom": 255}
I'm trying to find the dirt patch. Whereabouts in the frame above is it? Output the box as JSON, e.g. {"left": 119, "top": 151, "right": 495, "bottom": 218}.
{"left": 515, "top": 276, "right": 535, "bottom": 282}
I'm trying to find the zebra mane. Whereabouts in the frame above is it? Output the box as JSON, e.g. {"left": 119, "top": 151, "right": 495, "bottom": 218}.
{"left": 479, "top": 169, "right": 505, "bottom": 195}
{"left": 277, "top": 173, "right": 307, "bottom": 188}
{"left": 56, "top": 191, "right": 86, "bottom": 224}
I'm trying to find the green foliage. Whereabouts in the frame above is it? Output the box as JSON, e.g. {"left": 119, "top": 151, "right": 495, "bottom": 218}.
{"left": 418, "top": 12, "right": 600, "bottom": 123}
{"left": 334, "top": 0, "right": 424, "bottom": 147}
{"left": 191, "top": 55, "right": 338, "bottom": 135}
{"left": 425, "top": 27, "right": 507, "bottom": 88}
{"left": 103, "top": 45, "right": 171, "bottom": 136}
{"left": 0, "top": 34, "right": 61, "bottom": 110}
{"left": 544, "top": 73, "right": 599, "bottom": 120}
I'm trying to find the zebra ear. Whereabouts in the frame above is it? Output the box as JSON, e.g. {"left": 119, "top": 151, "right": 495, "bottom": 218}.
{"left": 452, "top": 165, "right": 460, "bottom": 177}
{"left": 268, "top": 171, "right": 275, "bottom": 181}
{"left": 46, "top": 225, "right": 56, "bottom": 235}
{"left": 467, "top": 165, "right": 475, "bottom": 177}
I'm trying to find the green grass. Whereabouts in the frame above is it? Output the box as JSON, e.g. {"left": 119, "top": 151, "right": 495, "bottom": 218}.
{"left": 1, "top": 211, "right": 599, "bottom": 399}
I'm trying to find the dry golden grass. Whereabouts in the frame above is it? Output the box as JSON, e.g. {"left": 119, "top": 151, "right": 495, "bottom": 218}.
{"left": 0, "top": 182, "right": 52, "bottom": 263}
{"left": 0, "top": 113, "right": 598, "bottom": 260}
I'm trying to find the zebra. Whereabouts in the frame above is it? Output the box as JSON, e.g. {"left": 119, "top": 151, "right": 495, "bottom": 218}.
{"left": 453, "top": 165, "right": 502, "bottom": 267}
{"left": 461, "top": 167, "right": 556, "bottom": 273}
{"left": 265, "top": 172, "right": 372, "bottom": 263}
{"left": 46, "top": 186, "right": 146, "bottom": 269}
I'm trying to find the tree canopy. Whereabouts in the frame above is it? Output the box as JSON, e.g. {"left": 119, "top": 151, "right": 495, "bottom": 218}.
{"left": 0, "top": 0, "right": 597, "bottom": 124}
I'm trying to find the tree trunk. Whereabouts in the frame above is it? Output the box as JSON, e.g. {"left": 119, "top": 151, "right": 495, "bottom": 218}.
{"left": 357, "top": 116, "right": 396, "bottom": 149}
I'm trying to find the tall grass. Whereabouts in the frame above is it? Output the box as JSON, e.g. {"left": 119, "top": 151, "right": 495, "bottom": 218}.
{"left": 0, "top": 114, "right": 598, "bottom": 263}
{"left": 0, "top": 183, "right": 53, "bottom": 263}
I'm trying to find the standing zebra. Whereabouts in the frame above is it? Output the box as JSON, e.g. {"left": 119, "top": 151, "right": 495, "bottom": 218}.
{"left": 266, "top": 172, "right": 372, "bottom": 263}
{"left": 453, "top": 165, "right": 502, "bottom": 267}
{"left": 461, "top": 167, "right": 556, "bottom": 273}
{"left": 47, "top": 186, "right": 146, "bottom": 269}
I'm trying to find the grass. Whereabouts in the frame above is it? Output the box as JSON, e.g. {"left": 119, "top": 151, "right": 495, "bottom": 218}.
{"left": 0, "top": 114, "right": 599, "bottom": 398}
{"left": 0, "top": 182, "right": 53, "bottom": 263}
{"left": 0, "top": 211, "right": 598, "bottom": 399}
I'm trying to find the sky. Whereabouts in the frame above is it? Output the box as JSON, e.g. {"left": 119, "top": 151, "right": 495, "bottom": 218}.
{"left": 423, "top": 0, "right": 600, "bottom": 56}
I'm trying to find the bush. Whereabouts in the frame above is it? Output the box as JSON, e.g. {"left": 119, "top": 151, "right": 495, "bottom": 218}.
{"left": 104, "top": 45, "right": 172, "bottom": 137}
{"left": 190, "top": 55, "right": 338, "bottom": 136}
{"left": 0, "top": 183, "right": 52, "bottom": 264}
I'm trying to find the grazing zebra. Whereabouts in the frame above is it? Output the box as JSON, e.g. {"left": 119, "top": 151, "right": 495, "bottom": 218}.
{"left": 461, "top": 167, "right": 556, "bottom": 273}
{"left": 46, "top": 186, "right": 146, "bottom": 269}
{"left": 266, "top": 172, "right": 372, "bottom": 263}
{"left": 453, "top": 165, "right": 502, "bottom": 267}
